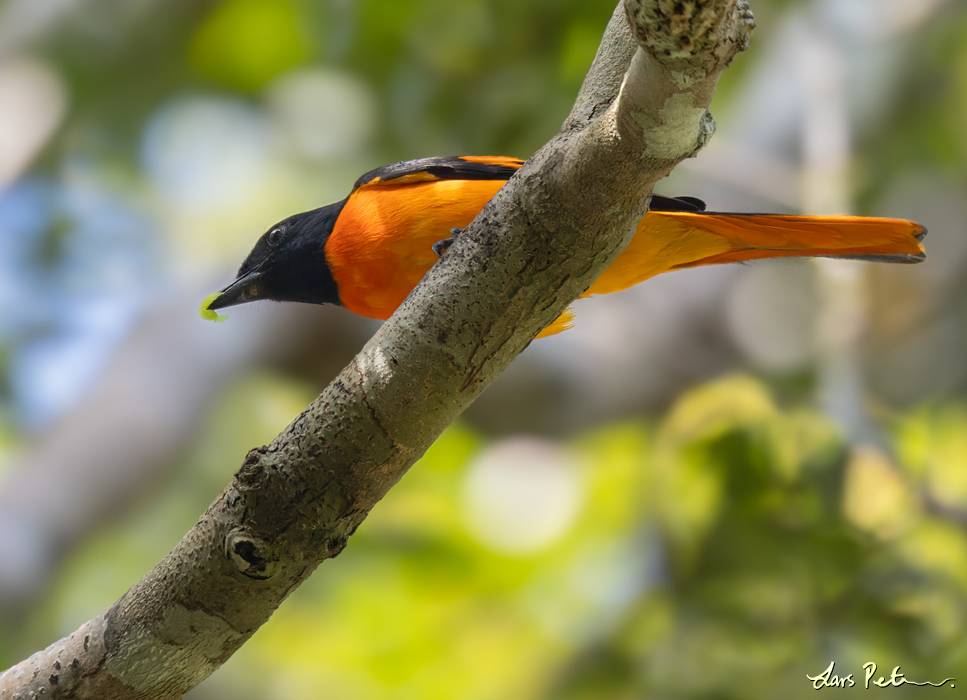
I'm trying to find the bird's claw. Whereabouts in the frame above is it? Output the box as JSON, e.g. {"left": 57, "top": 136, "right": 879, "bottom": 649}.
{"left": 433, "top": 228, "right": 465, "bottom": 257}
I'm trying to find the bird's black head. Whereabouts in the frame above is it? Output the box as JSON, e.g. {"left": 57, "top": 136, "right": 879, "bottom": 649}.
{"left": 207, "top": 199, "right": 346, "bottom": 312}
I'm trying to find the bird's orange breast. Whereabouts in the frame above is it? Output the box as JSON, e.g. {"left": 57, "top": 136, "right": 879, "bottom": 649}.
{"left": 326, "top": 178, "right": 506, "bottom": 319}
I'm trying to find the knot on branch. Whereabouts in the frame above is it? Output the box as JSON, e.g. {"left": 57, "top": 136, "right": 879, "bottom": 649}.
{"left": 693, "top": 109, "right": 716, "bottom": 156}
{"left": 225, "top": 528, "right": 281, "bottom": 580}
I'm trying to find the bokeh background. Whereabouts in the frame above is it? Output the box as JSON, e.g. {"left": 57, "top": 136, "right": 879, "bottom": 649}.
{"left": 1, "top": 0, "right": 966, "bottom": 697}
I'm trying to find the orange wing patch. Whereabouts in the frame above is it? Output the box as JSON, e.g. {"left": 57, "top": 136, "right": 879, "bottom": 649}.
{"left": 459, "top": 155, "right": 526, "bottom": 169}
{"left": 359, "top": 171, "right": 443, "bottom": 188}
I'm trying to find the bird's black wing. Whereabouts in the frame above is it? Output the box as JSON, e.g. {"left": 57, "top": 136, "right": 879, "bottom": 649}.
{"left": 352, "top": 156, "right": 525, "bottom": 191}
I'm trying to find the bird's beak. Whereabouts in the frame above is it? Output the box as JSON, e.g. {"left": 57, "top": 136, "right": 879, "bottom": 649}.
{"left": 206, "top": 269, "right": 266, "bottom": 311}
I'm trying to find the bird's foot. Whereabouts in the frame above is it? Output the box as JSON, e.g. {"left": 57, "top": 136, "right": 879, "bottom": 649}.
{"left": 432, "top": 228, "right": 464, "bottom": 257}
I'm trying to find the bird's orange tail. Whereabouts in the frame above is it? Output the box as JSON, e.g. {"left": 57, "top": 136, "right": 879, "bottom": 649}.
{"left": 585, "top": 211, "right": 926, "bottom": 298}
{"left": 538, "top": 210, "right": 926, "bottom": 337}
{"left": 662, "top": 212, "right": 927, "bottom": 270}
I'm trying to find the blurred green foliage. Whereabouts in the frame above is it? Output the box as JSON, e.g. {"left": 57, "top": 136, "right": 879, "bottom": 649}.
{"left": 190, "top": 0, "right": 312, "bottom": 91}
{"left": 23, "top": 374, "right": 966, "bottom": 698}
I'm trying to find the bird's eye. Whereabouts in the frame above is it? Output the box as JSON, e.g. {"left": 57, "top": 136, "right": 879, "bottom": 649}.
{"left": 267, "top": 226, "right": 284, "bottom": 246}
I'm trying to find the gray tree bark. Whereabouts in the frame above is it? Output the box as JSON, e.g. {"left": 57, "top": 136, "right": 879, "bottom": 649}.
{"left": 0, "top": 2, "right": 754, "bottom": 698}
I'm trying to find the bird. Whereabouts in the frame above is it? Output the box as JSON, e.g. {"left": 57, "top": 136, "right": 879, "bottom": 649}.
{"left": 202, "top": 155, "right": 926, "bottom": 337}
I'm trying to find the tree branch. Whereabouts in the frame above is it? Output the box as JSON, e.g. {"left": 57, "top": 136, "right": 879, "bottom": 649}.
{"left": 0, "top": 2, "right": 753, "bottom": 697}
